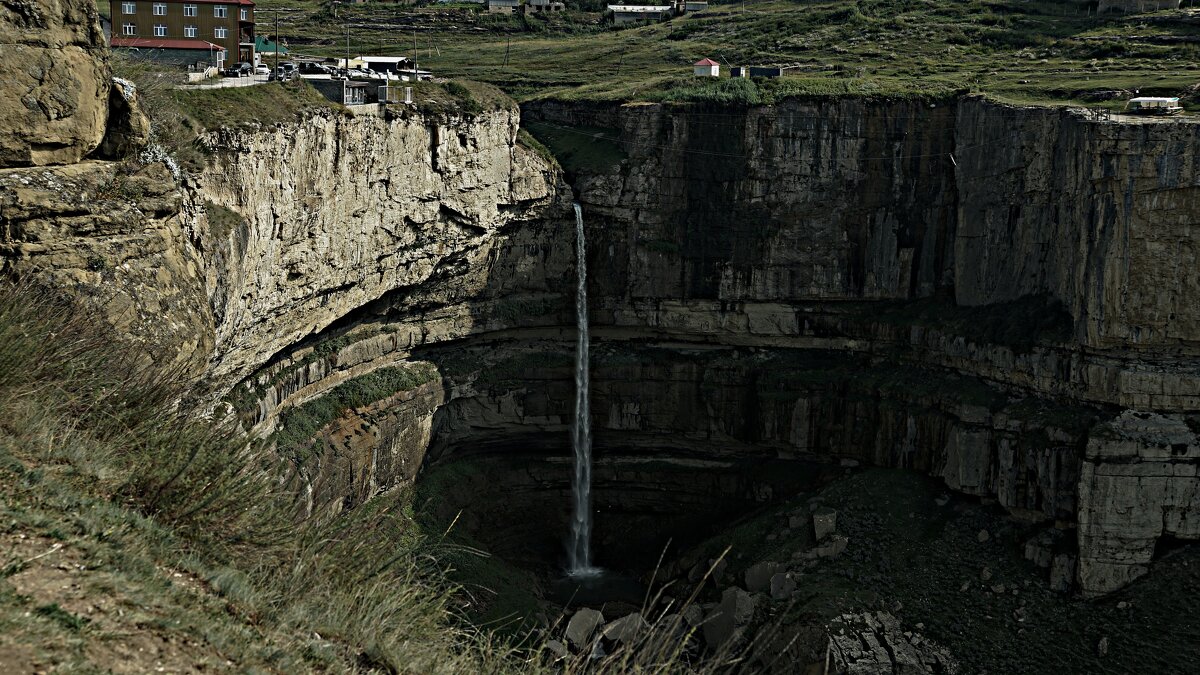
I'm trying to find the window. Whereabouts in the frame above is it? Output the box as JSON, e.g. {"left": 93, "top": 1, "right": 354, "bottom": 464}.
{"left": 184, "top": 24, "right": 196, "bottom": 37}
{"left": 214, "top": 26, "right": 227, "bottom": 38}
{"left": 122, "top": 22, "right": 136, "bottom": 35}
{"left": 153, "top": 23, "right": 166, "bottom": 36}
{"left": 213, "top": 5, "right": 226, "bottom": 18}
{"left": 121, "top": 2, "right": 135, "bottom": 14}
{"left": 183, "top": 3, "right": 197, "bottom": 16}
{"left": 152, "top": 3, "right": 165, "bottom": 15}
{"left": 239, "top": 7, "right": 248, "bottom": 20}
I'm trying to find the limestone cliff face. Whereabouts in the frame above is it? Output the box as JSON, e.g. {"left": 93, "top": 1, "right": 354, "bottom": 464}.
{"left": 0, "top": 161, "right": 215, "bottom": 372}
{"left": 521, "top": 96, "right": 1200, "bottom": 596}
{"left": 192, "top": 107, "right": 562, "bottom": 390}
{"left": 525, "top": 98, "right": 1200, "bottom": 404}
{"left": 955, "top": 101, "right": 1200, "bottom": 352}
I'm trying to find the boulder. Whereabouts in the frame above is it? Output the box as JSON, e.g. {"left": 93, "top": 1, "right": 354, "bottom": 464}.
{"left": 602, "top": 612, "right": 648, "bottom": 644}
{"left": 812, "top": 507, "right": 838, "bottom": 540}
{"left": 702, "top": 587, "right": 758, "bottom": 649}
{"left": 681, "top": 604, "right": 705, "bottom": 628}
{"left": 769, "top": 572, "right": 796, "bottom": 601}
{"left": 544, "top": 639, "right": 568, "bottom": 660}
{"left": 0, "top": 0, "right": 112, "bottom": 166}
{"left": 827, "top": 612, "right": 959, "bottom": 674}
{"left": 564, "top": 608, "right": 605, "bottom": 649}
{"left": 744, "top": 561, "right": 781, "bottom": 592}
{"left": 810, "top": 534, "right": 849, "bottom": 559}
{"left": 98, "top": 77, "right": 151, "bottom": 159}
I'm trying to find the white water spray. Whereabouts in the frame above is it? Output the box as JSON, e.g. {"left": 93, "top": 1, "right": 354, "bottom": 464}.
{"left": 568, "top": 202, "right": 596, "bottom": 575}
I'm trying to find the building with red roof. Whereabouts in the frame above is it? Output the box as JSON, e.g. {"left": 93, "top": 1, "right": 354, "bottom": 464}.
{"left": 693, "top": 58, "right": 720, "bottom": 77}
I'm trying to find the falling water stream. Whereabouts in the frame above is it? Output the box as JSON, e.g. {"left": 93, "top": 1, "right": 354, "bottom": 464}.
{"left": 568, "top": 202, "right": 596, "bottom": 576}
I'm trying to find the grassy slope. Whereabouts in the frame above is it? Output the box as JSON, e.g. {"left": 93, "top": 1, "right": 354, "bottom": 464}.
{"left": 0, "top": 285, "right": 518, "bottom": 673}
{"left": 253, "top": 0, "right": 1200, "bottom": 106}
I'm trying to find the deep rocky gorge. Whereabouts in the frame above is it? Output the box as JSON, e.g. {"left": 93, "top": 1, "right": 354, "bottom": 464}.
{"left": 3, "top": 8, "right": 1200, "bottom": 668}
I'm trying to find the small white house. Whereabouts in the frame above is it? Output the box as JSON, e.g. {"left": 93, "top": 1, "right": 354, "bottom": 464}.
{"left": 488, "top": 0, "right": 520, "bottom": 13}
{"left": 608, "top": 4, "right": 673, "bottom": 24}
{"left": 693, "top": 58, "right": 719, "bottom": 77}
{"left": 1125, "top": 97, "right": 1183, "bottom": 115}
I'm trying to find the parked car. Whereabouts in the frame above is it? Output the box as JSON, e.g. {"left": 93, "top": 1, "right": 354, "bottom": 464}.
{"left": 254, "top": 64, "right": 270, "bottom": 76}
{"left": 269, "top": 66, "right": 299, "bottom": 82}
{"left": 299, "top": 62, "right": 331, "bottom": 75}
{"left": 222, "top": 62, "right": 251, "bottom": 77}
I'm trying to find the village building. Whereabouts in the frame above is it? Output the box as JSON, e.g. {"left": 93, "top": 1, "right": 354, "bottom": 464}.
{"left": 1125, "top": 97, "right": 1183, "bottom": 115}
{"left": 311, "top": 79, "right": 372, "bottom": 106}
{"left": 608, "top": 4, "right": 673, "bottom": 24}
{"left": 108, "top": 0, "right": 255, "bottom": 68}
{"left": 683, "top": 0, "right": 708, "bottom": 10}
{"left": 255, "top": 34, "right": 285, "bottom": 58}
{"left": 749, "top": 66, "right": 784, "bottom": 78}
{"left": 693, "top": 57, "right": 719, "bottom": 77}
{"left": 730, "top": 66, "right": 748, "bottom": 78}
{"left": 358, "top": 55, "right": 417, "bottom": 75}
{"left": 487, "top": 0, "right": 520, "bottom": 14}
{"left": 528, "top": 0, "right": 566, "bottom": 12}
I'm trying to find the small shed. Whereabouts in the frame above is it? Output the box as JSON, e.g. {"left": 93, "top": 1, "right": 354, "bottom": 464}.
{"left": 693, "top": 58, "right": 719, "bottom": 77}
{"left": 748, "top": 66, "right": 783, "bottom": 78}
{"left": 1125, "top": 97, "right": 1183, "bottom": 115}
{"left": 608, "top": 4, "right": 673, "bottom": 24}
{"left": 312, "top": 78, "right": 373, "bottom": 106}
{"left": 488, "top": 0, "right": 520, "bottom": 13}
{"left": 730, "top": 66, "right": 748, "bottom": 78}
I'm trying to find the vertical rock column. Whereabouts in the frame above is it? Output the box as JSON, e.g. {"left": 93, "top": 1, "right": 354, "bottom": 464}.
{"left": 1077, "top": 412, "right": 1200, "bottom": 596}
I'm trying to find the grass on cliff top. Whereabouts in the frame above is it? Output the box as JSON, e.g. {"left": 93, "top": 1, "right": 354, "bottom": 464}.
{"left": 169, "top": 80, "right": 342, "bottom": 130}
{"left": 248, "top": 0, "right": 1200, "bottom": 106}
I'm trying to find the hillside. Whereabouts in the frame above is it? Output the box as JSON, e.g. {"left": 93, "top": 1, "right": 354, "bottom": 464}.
{"left": 256, "top": 0, "right": 1200, "bottom": 105}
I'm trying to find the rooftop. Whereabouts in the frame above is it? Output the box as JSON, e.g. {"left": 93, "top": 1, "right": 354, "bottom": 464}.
{"left": 607, "top": 4, "right": 672, "bottom": 11}
{"left": 110, "top": 37, "right": 225, "bottom": 50}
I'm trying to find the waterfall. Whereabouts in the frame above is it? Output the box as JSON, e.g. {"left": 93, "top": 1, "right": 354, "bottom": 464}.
{"left": 568, "top": 202, "right": 595, "bottom": 575}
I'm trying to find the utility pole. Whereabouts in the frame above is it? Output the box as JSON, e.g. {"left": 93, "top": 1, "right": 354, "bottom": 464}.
{"left": 274, "top": 8, "right": 280, "bottom": 75}
{"left": 345, "top": 22, "right": 351, "bottom": 72}
{"left": 413, "top": 29, "right": 417, "bottom": 81}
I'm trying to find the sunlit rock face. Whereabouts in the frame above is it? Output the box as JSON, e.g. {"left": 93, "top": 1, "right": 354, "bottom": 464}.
{"left": 0, "top": 0, "right": 112, "bottom": 166}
